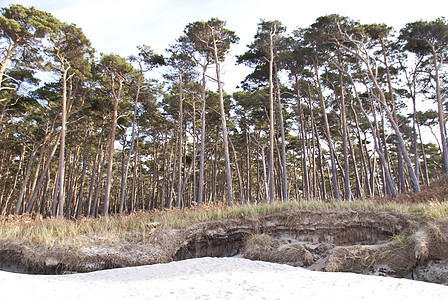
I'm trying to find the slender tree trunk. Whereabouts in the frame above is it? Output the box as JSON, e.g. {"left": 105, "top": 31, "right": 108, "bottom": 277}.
{"left": 57, "top": 66, "right": 70, "bottom": 218}
{"left": 356, "top": 91, "right": 398, "bottom": 198}
{"left": 245, "top": 125, "right": 252, "bottom": 204}
{"left": 381, "top": 38, "right": 406, "bottom": 193}
{"left": 24, "top": 133, "right": 61, "bottom": 215}
{"left": 314, "top": 59, "right": 340, "bottom": 200}
{"left": 86, "top": 129, "right": 104, "bottom": 217}
{"left": 351, "top": 102, "right": 371, "bottom": 197}
{"left": 75, "top": 154, "right": 88, "bottom": 218}
{"left": 297, "top": 79, "right": 310, "bottom": 199}
{"left": 176, "top": 72, "right": 184, "bottom": 208}
{"left": 103, "top": 77, "right": 123, "bottom": 216}
{"left": 229, "top": 137, "right": 244, "bottom": 204}
{"left": 93, "top": 147, "right": 107, "bottom": 218}
{"left": 432, "top": 49, "right": 448, "bottom": 175}
{"left": 314, "top": 124, "right": 326, "bottom": 201}
{"left": 376, "top": 95, "right": 421, "bottom": 193}
{"left": 39, "top": 168, "right": 51, "bottom": 216}
{"left": 268, "top": 31, "right": 276, "bottom": 203}
{"left": 119, "top": 79, "right": 141, "bottom": 213}
{"left": 347, "top": 127, "right": 362, "bottom": 198}
{"left": 131, "top": 131, "right": 139, "bottom": 212}
{"left": 2, "top": 146, "right": 24, "bottom": 215}
{"left": 274, "top": 64, "right": 288, "bottom": 202}
{"left": 261, "top": 145, "right": 269, "bottom": 203}
{"left": 212, "top": 31, "right": 233, "bottom": 207}
{"left": 197, "top": 64, "right": 208, "bottom": 206}
{"left": 167, "top": 131, "right": 178, "bottom": 209}
{"left": 337, "top": 52, "right": 350, "bottom": 201}
{"left": 15, "top": 149, "right": 36, "bottom": 215}
{"left": 192, "top": 97, "right": 197, "bottom": 205}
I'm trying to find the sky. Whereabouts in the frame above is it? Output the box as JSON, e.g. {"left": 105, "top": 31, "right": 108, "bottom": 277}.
{"left": 1, "top": 0, "right": 448, "bottom": 91}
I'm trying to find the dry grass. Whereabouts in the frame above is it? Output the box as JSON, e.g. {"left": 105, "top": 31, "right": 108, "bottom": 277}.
{"left": 243, "top": 233, "right": 315, "bottom": 267}
{"left": 0, "top": 196, "right": 447, "bottom": 251}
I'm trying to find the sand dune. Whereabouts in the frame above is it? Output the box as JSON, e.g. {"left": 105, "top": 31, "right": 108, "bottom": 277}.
{"left": 1, "top": 257, "right": 447, "bottom": 299}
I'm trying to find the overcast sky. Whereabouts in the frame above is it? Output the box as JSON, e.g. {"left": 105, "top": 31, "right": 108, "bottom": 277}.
{"left": 2, "top": 0, "right": 448, "bottom": 91}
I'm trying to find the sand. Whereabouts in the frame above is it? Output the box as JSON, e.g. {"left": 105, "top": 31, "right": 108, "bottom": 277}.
{"left": 1, "top": 257, "right": 447, "bottom": 299}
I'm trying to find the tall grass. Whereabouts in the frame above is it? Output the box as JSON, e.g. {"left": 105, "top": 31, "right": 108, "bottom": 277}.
{"left": 1, "top": 199, "right": 447, "bottom": 250}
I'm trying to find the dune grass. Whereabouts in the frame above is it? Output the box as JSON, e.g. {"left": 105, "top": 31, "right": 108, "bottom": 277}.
{"left": 0, "top": 199, "right": 447, "bottom": 250}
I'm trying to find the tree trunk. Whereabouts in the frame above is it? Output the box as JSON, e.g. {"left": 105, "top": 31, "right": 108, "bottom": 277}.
{"left": 381, "top": 38, "right": 406, "bottom": 193}
{"left": 261, "top": 145, "right": 269, "bottom": 203}
{"left": 26, "top": 133, "right": 61, "bottom": 215}
{"left": 274, "top": 64, "right": 288, "bottom": 202}
{"left": 297, "top": 79, "right": 309, "bottom": 199}
{"left": 15, "top": 149, "right": 36, "bottom": 215}
{"left": 212, "top": 30, "right": 234, "bottom": 207}
{"left": 57, "top": 66, "right": 70, "bottom": 218}
{"left": 197, "top": 64, "right": 208, "bottom": 206}
{"left": 432, "top": 48, "right": 448, "bottom": 175}
{"left": 1, "top": 147, "right": 23, "bottom": 214}
{"left": 86, "top": 130, "right": 104, "bottom": 217}
{"left": 103, "top": 77, "right": 123, "bottom": 216}
{"left": 119, "top": 78, "right": 141, "bottom": 213}
{"left": 75, "top": 155, "right": 88, "bottom": 218}
{"left": 176, "top": 72, "right": 184, "bottom": 208}
{"left": 314, "top": 59, "right": 340, "bottom": 200}
{"left": 337, "top": 52, "right": 350, "bottom": 201}
{"left": 268, "top": 31, "right": 275, "bottom": 203}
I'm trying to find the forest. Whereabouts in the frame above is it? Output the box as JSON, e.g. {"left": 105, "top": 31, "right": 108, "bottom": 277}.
{"left": 1, "top": 4, "right": 448, "bottom": 219}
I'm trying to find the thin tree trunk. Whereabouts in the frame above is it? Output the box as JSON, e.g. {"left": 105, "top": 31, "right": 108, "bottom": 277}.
{"left": 229, "top": 137, "right": 244, "bottom": 204}
{"left": 356, "top": 90, "right": 397, "bottom": 198}
{"left": 212, "top": 30, "right": 233, "bottom": 207}
{"left": 75, "top": 153, "right": 88, "bottom": 218}
{"left": 57, "top": 66, "right": 70, "bottom": 218}
{"left": 1, "top": 146, "right": 24, "bottom": 215}
{"left": 176, "top": 72, "right": 184, "bottom": 208}
{"left": 432, "top": 48, "right": 448, "bottom": 175}
{"left": 274, "top": 64, "right": 288, "bottom": 202}
{"left": 93, "top": 148, "right": 107, "bottom": 218}
{"left": 15, "top": 149, "right": 36, "bottom": 215}
{"left": 39, "top": 168, "right": 51, "bottom": 216}
{"left": 103, "top": 77, "right": 123, "bottom": 216}
{"left": 297, "top": 79, "right": 309, "bottom": 199}
{"left": 337, "top": 52, "right": 350, "bottom": 201}
{"left": 261, "top": 145, "right": 269, "bottom": 203}
{"left": 86, "top": 130, "right": 104, "bottom": 217}
{"left": 197, "top": 64, "right": 208, "bottom": 206}
{"left": 314, "top": 59, "right": 340, "bottom": 200}
{"left": 119, "top": 79, "right": 141, "bottom": 213}
{"left": 268, "top": 30, "right": 275, "bottom": 203}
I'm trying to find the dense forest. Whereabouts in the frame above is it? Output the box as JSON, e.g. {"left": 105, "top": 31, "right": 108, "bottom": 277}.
{"left": 1, "top": 4, "right": 447, "bottom": 218}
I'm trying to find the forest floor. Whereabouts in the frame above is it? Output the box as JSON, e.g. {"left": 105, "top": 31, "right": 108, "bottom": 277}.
{"left": 1, "top": 177, "right": 448, "bottom": 286}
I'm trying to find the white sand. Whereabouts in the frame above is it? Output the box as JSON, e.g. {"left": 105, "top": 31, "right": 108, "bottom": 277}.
{"left": 1, "top": 257, "right": 447, "bottom": 299}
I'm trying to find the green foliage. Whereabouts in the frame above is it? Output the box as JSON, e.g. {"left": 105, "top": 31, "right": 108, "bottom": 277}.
{"left": 400, "top": 18, "right": 448, "bottom": 55}
{"left": 184, "top": 18, "right": 239, "bottom": 62}
{"left": 0, "top": 4, "right": 59, "bottom": 44}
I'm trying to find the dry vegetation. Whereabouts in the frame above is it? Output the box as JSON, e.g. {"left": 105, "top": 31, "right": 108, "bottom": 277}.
{"left": 0, "top": 177, "right": 447, "bottom": 280}
{"left": 1, "top": 198, "right": 447, "bottom": 250}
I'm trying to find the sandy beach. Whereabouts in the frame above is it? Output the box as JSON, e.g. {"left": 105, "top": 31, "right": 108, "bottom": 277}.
{"left": 1, "top": 257, "right": 447, "bottom": 299}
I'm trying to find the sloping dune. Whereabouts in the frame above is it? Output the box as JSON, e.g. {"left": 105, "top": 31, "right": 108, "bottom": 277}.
{"left": 1, "top": 257, "right": 447, "bottom": 299}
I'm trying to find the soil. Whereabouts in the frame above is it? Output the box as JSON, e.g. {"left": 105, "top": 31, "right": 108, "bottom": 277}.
{"left": 1, "top": 209, "right": 448, "bottom": 285}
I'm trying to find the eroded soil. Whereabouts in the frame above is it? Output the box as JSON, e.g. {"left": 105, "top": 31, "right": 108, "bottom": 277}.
{"left": 1, "top": 210, "right": 447, "bottom": 285}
